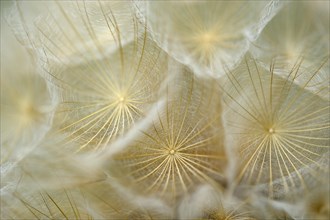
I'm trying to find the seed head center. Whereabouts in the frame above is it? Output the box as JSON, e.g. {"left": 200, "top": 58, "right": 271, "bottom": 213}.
{"left": 268, "top": 128, "right": 275, "bottom": 134}
{"left": 169, "top": 149, "right": 176, "bottom": 155}
{"left": 117, "top": 95, "right": 129, "bottom": 106}
{"left": 20, "top": 100, "right": 39, "bottom": 121}
{"left": 119, "top": 96, "right": 125, "bottom": 102}
{"left": 200, "top": 32, "right": 217, "bottom": 46}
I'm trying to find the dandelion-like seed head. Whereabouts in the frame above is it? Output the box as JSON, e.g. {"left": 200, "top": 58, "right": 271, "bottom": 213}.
{"left": 1, "top": 71, "right": 54, "bottom": 163}
{"left": 137, "top": 1, "right": 276, "bottom": 77}
{"left": 36, "top": 1, "right": 169, "bottom": 151}
{"left": 112, "top": 70, "right": 226, "bottom": 203}
{"left": 221, "top": 57, "right": 329, "bottom": 198}
{"left": 250, "top": 1, "right": 329, "bottom": 86}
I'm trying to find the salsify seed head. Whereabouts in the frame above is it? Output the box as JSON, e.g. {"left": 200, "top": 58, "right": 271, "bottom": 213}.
{"left": 32, "top": 1, "right": 170, "bottom": 152}
{"left": 135, "top": 0, "right": 282, "bottom": 77}
{"left": 220, "top": 56, "right": 329, "bottom": 198}
{"left": 111, "top": 68, "right": 226, "bottom": 204}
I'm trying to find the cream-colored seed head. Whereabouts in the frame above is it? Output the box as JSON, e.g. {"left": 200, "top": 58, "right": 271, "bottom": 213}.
{"left": 221, "top": 57, "right": 329, "bottom": 198}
